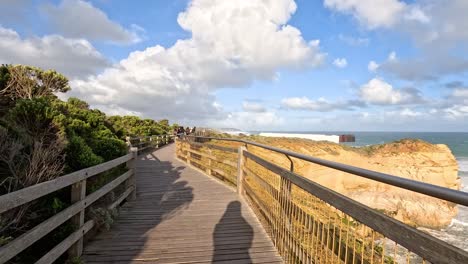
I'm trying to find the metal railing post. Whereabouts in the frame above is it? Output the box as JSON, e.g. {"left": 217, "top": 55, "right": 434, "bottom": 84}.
{"left": 237, "top": 146, "right": 246, "bottom": 195}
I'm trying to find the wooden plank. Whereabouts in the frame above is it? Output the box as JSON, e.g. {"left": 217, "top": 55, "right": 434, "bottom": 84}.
{"left": 0, "top": 153, "right": 132, "bottom": 214}
{"left": 244, "top": 150, "right": 468, "bottom": 264}
{"left": 83, "top": 144, "right": 282, "bottom": 264}
{"left": 0, "top": 170, "right": 133, "bottom": 264}
{"left": 186, "top": 141, "right": 238, "bottom": 154}
{"left": 35, "top": 220, "right": 94, "bottom": 264}
{"left": 185, "top": 148, "right": 236, "bottom": 168}
{"left": 210, "top": 155, "right": 237, "bottom": 168}
{"left": 206, "top": 143, "right": 238, "bottom": 153}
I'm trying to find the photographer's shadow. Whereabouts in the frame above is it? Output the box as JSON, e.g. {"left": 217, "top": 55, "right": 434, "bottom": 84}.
{"left": 212, "top": 201, "right": 253, "bottom": 263}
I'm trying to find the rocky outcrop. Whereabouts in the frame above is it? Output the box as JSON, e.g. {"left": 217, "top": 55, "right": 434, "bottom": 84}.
{"left": 230, "top": 137, "right": 460, "bottom": 228}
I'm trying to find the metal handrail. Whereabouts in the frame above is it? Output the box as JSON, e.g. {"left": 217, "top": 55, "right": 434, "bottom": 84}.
{"left": 184, "top": 135, "right": 468, "bottom": 207}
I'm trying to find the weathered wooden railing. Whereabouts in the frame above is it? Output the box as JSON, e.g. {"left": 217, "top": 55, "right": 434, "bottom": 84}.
{"left": 0, "top": 150, "right": 137, "bottom": 264}
{"left": 176, "top": 136, "right": 468, "bottom": 264}
{"left": 0, "top": 135, "right": 173, "bottom": 264}
{"left": 126, "top": 134, "right": 173, "bottom": 152}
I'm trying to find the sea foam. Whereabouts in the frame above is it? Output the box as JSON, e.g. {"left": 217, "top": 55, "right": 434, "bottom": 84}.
{"left": 450, "top": 218, "right": 468, "bottom": 227}
{"left": 458, "top": 158, "right": 468, "bottom": 173}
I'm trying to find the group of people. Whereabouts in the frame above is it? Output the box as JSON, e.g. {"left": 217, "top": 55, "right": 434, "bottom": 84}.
{"left": 174, "top": 126, "right": 196, "bottom": 137}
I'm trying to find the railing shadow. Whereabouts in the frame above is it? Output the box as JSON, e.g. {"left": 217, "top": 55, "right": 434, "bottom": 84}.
{"left": 212, "top": 201, "right": 253, "bottom": 263}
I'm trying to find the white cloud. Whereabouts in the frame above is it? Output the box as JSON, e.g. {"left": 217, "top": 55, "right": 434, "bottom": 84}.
{"left": 359, "top": 78, "right": 423, "bottom": 105}
{"left": 399, "top": 108, "right": 423, "bottom": 117}
{"left": 444, "top": 105, "right": 468, "bottom": 118}
{"left": 0, "top": 26, "right": 108, "bottom": 78}
{"left": 281, "top": 96, "right": 364, "bottom": 111}
{"left": 404, "top": 5, "right": 430, "bottom": 24}
{"left": 380, "top": 53, "right": 468, "bottom": 81}
{"left": 211, "top": 111, "right": 284, "bottom": 131}
{"left": 41, "top": 0, "right": 141, "bottom": 44}
{"left": 388, "top": 51, "right": 397, "bottom": 61}
{"left": 452, "top": 88, "right": 468, "bottom": 99}
{"left": 324, "top": 0, "right": 406, "bottom": 29}
{"left": 368, "top": 61, "right": 379, "bottom": 72}
{"left": 242, "top": 101, "right": 266, "bottom": 113}
{"left": 333, "top": 1, "right": 468, "bottom": 81}
{"left": 338, "top": 34, "right": 369, "bottom": 46}
{"left": 70, "top": 0, "right": 325, "bottom": 126}
{"left": 324, "top": 0, "right": 431, "bottom": 29}
{"left": 333, "top": 58, "right": 348, "bottom": 68}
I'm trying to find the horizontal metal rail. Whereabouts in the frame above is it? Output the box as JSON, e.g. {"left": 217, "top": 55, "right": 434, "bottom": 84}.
{"left": 243, "top": 150, "right": 468, "bottom": 264}
{"left": 185, "top": 135, "right": 468, "bottom": 206}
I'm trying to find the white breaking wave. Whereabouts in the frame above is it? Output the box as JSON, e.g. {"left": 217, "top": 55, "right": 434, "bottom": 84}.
{"left": 450, "top": 218, "right": 468, "bottom": 227}
{"left": 458, "top": 158, "right": 468, "bottom": 172}
{"left": 259, "top": 133, "right": 340, "bottom": 143}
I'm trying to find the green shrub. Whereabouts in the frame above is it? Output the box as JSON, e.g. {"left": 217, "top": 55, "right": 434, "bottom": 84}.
{"left": 65, "top": 136, "right": 104, "bottom": 171}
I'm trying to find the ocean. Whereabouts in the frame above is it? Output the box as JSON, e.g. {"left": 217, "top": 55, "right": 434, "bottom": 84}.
{"left": 255, "top": 131, "right": 468, "bottom": 250}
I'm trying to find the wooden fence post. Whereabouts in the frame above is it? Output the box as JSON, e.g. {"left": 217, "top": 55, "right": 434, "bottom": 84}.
{"left": 237, "top": 146, "right": 246, "bottom": 195}
{"left": 186, "top": 142, "right": 192, "bottom": 165}
{"left": 126, "top": 147, "right": 138, "bottom": 200}
{"left": 68, "top": 179, "right": 86, "bottom": 258}
{"left": 207, "top": 148, "right": 212, "bottom": 176}
{"left": 125, "top": 136, "right": 131, "bottom": 151}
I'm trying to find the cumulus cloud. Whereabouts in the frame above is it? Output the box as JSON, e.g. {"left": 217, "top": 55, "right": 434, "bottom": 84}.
{"left": 359, "top": 78, "right": 424, "bottom": 105}
{"left": 70, "top": 0, "right": 326, "bottom": 127}
{"left": 333, "top": 58, "right": 348, "bottom": 68}
{"left": 330, "top": 1, "right": 468, "bottom": 81}
{"left": 404, "top": 5, "right": 430, "bottom": 24}
{"left": 281, "top": 96, "right": 364, "bottom": 111}
{"left": 324, "top": 0, "right": 407, "bottom": 29}
{"left": 41, "top": 0, "right": 141, "bottom": 44}
{"left": 0, "top": 26, "right": 108, "bottom": 78}
{"left": 380, "top": 54, "right": 468, "bottom": 81}
{"left": 242, "top": 101, "right": 266, "bottom": 113}
{"left": 368, "top": 61, "right": 379, "bottom": 72}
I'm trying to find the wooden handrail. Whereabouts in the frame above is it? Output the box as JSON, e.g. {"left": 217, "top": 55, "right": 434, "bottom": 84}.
{"left": 0, "top": 154, "right": 132, "bottom": 214}
{"left": 0, "top": 148, "right": 139, "bottom": 264}
{"left": 126, "top": 134, "right": 175, "bottom": 153}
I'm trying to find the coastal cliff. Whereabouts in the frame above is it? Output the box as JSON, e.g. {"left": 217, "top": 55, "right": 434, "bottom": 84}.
{"left": 217, "top": 136, "right": 460, "bottom": 228}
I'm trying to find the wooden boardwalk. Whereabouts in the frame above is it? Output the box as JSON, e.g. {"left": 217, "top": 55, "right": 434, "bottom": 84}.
{"left": 82, "top": 144, "right": 283, "bottom": 264}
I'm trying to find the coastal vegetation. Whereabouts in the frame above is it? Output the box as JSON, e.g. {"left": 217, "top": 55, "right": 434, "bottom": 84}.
{"left": 0, "top": 64, "right": 176, "bottom": 262}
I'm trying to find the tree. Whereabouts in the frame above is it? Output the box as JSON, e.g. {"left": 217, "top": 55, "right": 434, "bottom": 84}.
{"left": 0, "top": 65, "right": 70, "bottom": 116}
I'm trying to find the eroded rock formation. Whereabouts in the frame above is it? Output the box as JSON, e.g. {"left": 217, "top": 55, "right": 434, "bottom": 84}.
{"left": 225, "top": 137, "right": 460, "bottom": 228}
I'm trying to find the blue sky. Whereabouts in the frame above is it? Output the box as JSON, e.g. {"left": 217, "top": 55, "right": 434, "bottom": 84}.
{"left": 1, "top": 0, "right": 468, "bottom": 131}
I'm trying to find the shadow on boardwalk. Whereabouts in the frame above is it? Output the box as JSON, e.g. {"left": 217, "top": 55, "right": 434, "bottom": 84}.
{"left": 212, "top": 201, "right": 253, "bottom": 263}
{"left": 83, "top": 148, "right": 194, "bottom": 263}
{"left": 83, "top": 144, "right": 282, "bottom": 263}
